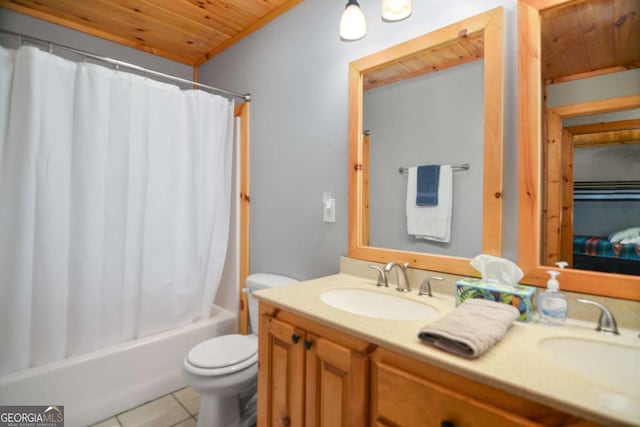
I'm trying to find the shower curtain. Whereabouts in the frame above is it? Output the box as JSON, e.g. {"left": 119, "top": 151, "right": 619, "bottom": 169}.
{"left": 0, "top": 46, "right": 234, "bottom": 375}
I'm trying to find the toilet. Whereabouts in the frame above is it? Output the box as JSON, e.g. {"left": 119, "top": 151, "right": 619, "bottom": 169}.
{"left": 182, "top": 273, "right": 299, "bottom": 427}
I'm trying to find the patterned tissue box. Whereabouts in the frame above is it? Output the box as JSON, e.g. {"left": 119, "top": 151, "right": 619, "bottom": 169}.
{"left": 455, "top": 278, "right": 536, "bottom": 322}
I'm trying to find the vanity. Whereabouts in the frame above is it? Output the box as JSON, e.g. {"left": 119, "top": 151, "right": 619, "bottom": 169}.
{"left": 254, "top": 273, "right": 640, "bottom": 427}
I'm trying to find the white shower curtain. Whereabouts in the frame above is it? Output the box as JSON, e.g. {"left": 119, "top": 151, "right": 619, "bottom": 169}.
{"left": 0, "top": 46, "right": 234, "bottom": 375}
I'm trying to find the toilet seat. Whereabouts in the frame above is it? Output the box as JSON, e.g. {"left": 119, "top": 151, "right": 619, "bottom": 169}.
{"left": 184, "top": 334, "right": 257, "bottom": 377}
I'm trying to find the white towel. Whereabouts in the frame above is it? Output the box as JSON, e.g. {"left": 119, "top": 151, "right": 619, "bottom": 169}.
{"left": 406, "top": 165, "right": 452, "bottom": 242}
{"left": 417, "top": 299, "right": 519, "bottom": 359}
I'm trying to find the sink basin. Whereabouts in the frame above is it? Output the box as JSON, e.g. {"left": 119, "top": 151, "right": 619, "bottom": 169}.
{"left": 538, "top": 336, "right": 640, "bottom": 398}
{"left": 320, "top": 288, "right": 439, "bottom": 320}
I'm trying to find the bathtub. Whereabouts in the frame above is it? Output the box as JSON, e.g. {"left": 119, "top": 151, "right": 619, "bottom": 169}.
{"left": 0, "top": 306, "right": 236, "bottom": 426}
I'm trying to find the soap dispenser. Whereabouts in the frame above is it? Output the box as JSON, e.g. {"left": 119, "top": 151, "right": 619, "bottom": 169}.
{"left": 536, "top": 268, "right": 568, "bottom": 325}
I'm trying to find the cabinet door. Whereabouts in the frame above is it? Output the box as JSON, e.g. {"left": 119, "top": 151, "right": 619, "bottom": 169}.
{"left": 258, "top": 314, "right": 306, "bottom": 427}
{"left": 304, "top": 334, "right": 368, "bottom": 427}
{"left": 373, "top": 361, "right": 542, "bottom": 427}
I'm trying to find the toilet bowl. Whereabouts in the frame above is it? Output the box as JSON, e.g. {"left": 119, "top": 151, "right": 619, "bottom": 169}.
{"left": 182, "top": 273, "right": 298, "bottom": 427}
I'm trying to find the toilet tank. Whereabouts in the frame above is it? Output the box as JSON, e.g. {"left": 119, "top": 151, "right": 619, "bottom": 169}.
{"left": 246, "top": 273, "right": 299, "bottom": 334}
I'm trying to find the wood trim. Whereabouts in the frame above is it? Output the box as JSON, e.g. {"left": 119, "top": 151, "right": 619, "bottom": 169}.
{"left": 546, "top": 65, "right": 633, "bottom": 84}
{"left": 544, "top": 110, "right": 563, "bottom": 266}
{"left": 350, "top": 245, "right": 479, "bottom": 277}
{"left": 518, "top": 0, "right": 544, "bottom": 290}
{"left": 517, "top": 0, "right": 640, "bottom": 301}
{"left": 196, "top": 0, "right": 303, "bottom": 65}
{"left": 481, "top": 7, "right": 504, "bottom": 256}
{"left": 569, "top": 119, "right": 640, "bottom": 147}
{"left": 350, "top": 10, "right": 497, "bottom": 74}
{"left": 348, "top": 7, "right": 504, "bottom": 274}
{"left": 560, "top": 128, "right": 574, "bottom": 266}
{"left": 362, "top": 132, "right": 370, "bottom": 247}
{"left": 565, "top": 118, "right": 640, "bottom": 135}
{"left": 550, "top": 95, "right": 640, "bottom": 118}
{"left": 235, "top": 102, "right": 251, "bottom": 334}
{"left": 348, "top": 62, "right": 364, "bottom": 256}
{"left": 573, "top": 132, "right": 640, "bottom": 147}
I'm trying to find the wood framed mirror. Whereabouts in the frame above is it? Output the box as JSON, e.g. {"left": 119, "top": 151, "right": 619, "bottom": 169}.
{"left": 518, "top": 0, "right": 640, "bottom": 300}
{"left": 348, "top": 7, "right": 504, "bottom": 276}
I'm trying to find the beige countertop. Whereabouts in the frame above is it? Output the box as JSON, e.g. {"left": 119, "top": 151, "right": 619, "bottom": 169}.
{"left": 254, "top": 273, "right": 640, "bottom": 427}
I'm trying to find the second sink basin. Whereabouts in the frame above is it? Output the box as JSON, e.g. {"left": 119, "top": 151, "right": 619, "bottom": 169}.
{"left": 320, "top": 288, "right": 439, "bottom": 320}
{"left": 538, "top": 336, "right": 640, "bottom": 398}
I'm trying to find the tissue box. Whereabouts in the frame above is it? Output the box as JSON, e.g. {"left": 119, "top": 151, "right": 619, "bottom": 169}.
{"left": 455, "top": 278, "right": 536, "bottom": 322}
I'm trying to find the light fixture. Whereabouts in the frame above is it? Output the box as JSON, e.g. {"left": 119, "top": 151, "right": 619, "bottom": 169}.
{"left": 339, "top": 0, "right": 367, "bottom": 41}
{"left": 381, "top": 0, "right": 412, "bottom": 21}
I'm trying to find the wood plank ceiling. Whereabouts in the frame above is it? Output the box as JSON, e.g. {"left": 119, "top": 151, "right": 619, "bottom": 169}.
{"left": 0, "top": 0, "right": 302, "bottom": 66}
{"left": 363, "top": 33, "right": 485, "bottom": 91}
{"left": 541, "top": 0, "right": 640, "bottom": 82}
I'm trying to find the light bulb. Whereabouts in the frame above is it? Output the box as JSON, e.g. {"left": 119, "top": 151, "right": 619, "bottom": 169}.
{"left": 340, "top": 1, "right": 366, "bottom": 41}
{"left": 382, "top": 0, "right": 412, "bottom": 21}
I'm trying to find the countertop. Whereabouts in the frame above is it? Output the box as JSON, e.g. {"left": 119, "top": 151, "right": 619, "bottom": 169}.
{"left": 253, "top": 273, "right": 640, "bottom": 427}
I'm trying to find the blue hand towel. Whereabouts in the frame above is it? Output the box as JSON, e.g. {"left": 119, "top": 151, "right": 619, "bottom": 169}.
{"left": 416, "top": 165, "right": 440, "bottom": 206}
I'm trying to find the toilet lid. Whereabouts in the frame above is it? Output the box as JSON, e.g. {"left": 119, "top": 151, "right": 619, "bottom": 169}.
{"left": 187, "top": 334, "right": 257, "bottom": 369}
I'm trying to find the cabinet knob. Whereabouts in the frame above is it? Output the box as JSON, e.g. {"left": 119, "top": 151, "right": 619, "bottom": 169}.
{"left": 441, "top": 421, "right": 454, "bottom": 427}
{"left": 304, "top": 340, "right": 313, "bottom": 350}
{"left": 291, "top": 334, "right": 300, "bottom": 344}
{"left": 282, "top": 416, "right": 291, "bottom": 426}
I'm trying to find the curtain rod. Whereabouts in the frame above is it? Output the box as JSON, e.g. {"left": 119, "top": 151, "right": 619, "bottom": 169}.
{"left": 0, "top": 29, "right": 251, "bottom": 102}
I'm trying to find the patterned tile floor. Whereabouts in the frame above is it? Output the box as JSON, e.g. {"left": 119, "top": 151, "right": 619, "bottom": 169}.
{"left": 89, "top": 387, "right": 200, "bottom": 427}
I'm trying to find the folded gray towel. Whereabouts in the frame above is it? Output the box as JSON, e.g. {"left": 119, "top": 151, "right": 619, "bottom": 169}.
{"left": 418, "top": 298, "right": 519, "bottom": 359}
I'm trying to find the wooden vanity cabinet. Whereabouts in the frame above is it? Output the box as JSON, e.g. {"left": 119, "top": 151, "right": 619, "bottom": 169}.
{"left": 257, "top": 303, "right": 370, "bottom": 426}
{"left": 370, "top": 348, "right": 598, "bottom": 427}
{"left": 257, "top": 303, "right": 597, "bottom": 427}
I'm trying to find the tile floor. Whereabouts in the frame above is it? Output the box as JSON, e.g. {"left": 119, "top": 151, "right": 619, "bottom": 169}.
{"left": 90, "top": 387, "right": 200, "bottom": 427}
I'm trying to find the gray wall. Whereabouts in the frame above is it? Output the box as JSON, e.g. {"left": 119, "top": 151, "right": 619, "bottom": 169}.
{"left": 365, "top": 60, "right": 484, "bottom": 257}
{"left": 198, "top": 0, "right": 519, "bottom": 280}
{"left": 0, "top": 9, "right": 192, "bottom": 81}
{"left": 547, "top": 69, "right": 640, "bottom": 108}
{"left": 574, "top": 143, "right": 640, "bottom": 182}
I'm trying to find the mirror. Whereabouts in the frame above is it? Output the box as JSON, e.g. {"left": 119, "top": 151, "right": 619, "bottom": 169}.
{"left": 518, "top": 0, "right": 640, "bottom": 300}
{"left": 348, "top": 8, "right": 504, "bottom": 276}
{"left": 365, "top": 60, "right": 484, "bottom": 258}
{"left": 545, "top": 100, "right": 640, "bottom": 272}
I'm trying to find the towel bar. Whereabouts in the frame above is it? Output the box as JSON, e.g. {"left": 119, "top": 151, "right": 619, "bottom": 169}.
{"left": 398, "top": 163, "right": 470, "bottom": 174}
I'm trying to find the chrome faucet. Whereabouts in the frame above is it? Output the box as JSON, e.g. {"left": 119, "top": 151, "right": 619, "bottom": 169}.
{"left": 418, "top": 276, "right": 444, "bottom": 297}
{"left": 383, "top": 261, "right": 411, "bottom": 292}
{"left": 576, "top": 299, "right": 619, "bottom": 335}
